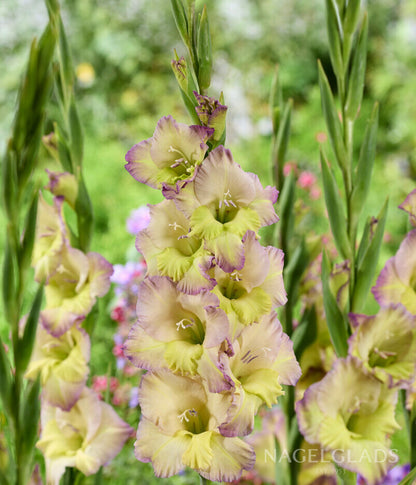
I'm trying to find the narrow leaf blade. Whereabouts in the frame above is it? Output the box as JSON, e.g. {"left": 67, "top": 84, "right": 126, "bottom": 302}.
{"left": 17, "top": 285, "right": 44, "bottom": 373}
{"left": 352, "top": 199, "right": 388, "bottom": 312}
{"left": 318, "top": 61, "right": 347, "bottom": 170}
{"left": 345, "top": 14, "right": 368, "bottom": 120}
{"left": 350, "top": 102, "right": 378, "bottom": 216}
{"left": 320, "top": 150, "right": 352, "bottom": 260}
{"left": 321, "top": 252, "right": 349, "bottom": 357}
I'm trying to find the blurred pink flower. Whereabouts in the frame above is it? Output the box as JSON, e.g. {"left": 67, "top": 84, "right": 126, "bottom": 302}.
{"left": 111, "top": 306, "right": 126, "bottom": 323}
{"left": 298, "top": 171, "right": 317, "bottom": 189}
{"left": 310, "top": 186, "right": 321, "bottom": 200}
{"left": 315, "top": 131, "right": 327, "bottom": 143}
{"left": 92, "top": 376, "right": 108, "bottom": 394}
{"left": 113, "top": 344, "right": 124, "bottom": 358}
{"left": 283, "top": 161, "right": 298, "bottom": 176}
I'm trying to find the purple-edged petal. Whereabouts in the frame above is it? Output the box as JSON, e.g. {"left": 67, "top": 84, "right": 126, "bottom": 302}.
{"left": 247, "top": 173, "right": 279, "bottom": 226}
{"left": 87, "top": 252, "right": 113, "bottom": 299}
{"left": 45, "top": 170, "right": 78, "bottom": 209}
{"left": 348, "top": 305, "right": 416, "bottom": 387}
{"left": 197, "top": 347, "right": 234, "bottom": 393}
{"left": 32, "top": 195, "right": 68, "bottom": 283}
{"left": 262, "top": 246, "right": 287, "bottom": 307}
{"left": 37, "top": 388, "right": 132, "bottom": 482}
{"left": 205, "top": 233, "right": 245, "bottom": 273}
{"left": 399, "top": 189, "right": 416, "bottom": 227}
{"left": 134, "top": 371, "right": 251, "bottom": 481}
{"left": 203, "top": 306, "right": 230, "bottom": 348}
{"left": 137, "top": 200, "right": 214, "bottom": 293}
{"left": 134, "top": 418, "right": 190, "bottom": 477}
{"left": 211, "top": 236, "right": 287, "bottom": 328}
{"left": 41, "top": 246, "right": 112, "bottom": 336}
{"left": 126, "top": 277, "right": 231, "bottom": 386}
{"left": 200, "top": 434, "right": 255, "bottom": 483}
{"left": 296, "top": 357, "right": 400, "bottom": 485}
{"left": 239, "top": 231, "right": 272, "bottom": 291}
{"left": 150, "top": 116, "right": 211, "bottom": 169}
{"left": 125, "top": 139, "right": 160, "bottom": 189}
{"left": 124, "top": 324, "right": 167, "bottom": 371}
{"left": 126, "top": 116, "right": 211, "bottom": 189}
{"left": 372, "top": 230, "right": 416, "bottom": 314}
{"left": 135, "top": 276, "right": 185, "bottom": 342}
{"left": 193, "top": 146, "right": 256, "bottom": 207}
{"left": 194, "top": 91, "right": 228, "bottom": 142}
{"left": 26, "top": 325, "right": 90, "bottom": 411}
{"left": 220, "top": 313, "right": 300, "bottom": 436}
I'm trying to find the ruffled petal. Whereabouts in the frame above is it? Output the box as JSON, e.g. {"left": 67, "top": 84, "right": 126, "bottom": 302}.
{"left": 150, "top": 116, "right": 210, "bottom": 169}
{"left": 125, "top": 139, "right": 160, "bottom": 189}
{"left": 219, "top": 384, "right": 262, "bottom": 437}
{"left": 348, "top": 305, "right": 416, "bottom": 387}
{"left": 138, "top": 371, "right": 207, "bottom": 434}
{"left": 164, "top": 340, "right": 204, "bottom": 374}
{"left": 399, "top": 188, "right": 416, "bottom": 227}
{"left": 134, "top": 418, "right": 190, "bottom": 477}
{"left": 205, "top": 233, "right": 245, "bottom": 273}
{"left": 232, "top": 287, "right": 272, "bottom": 325}
{"left": 79, "top": 395, "right": 133, "bottom": 474}
{"left": 197, "top": 348, "right": 233, "bottom": 393}
{"left": 261, "top": 246, "right": 287, "bottom": 307}
{"left": 124, "top": 324, "right": 168, "bottom": 371}
{"left": 372, "top": 230, "right": 416, "bottom": 314}
{"left": 200, "top": 433, "right": 255, "bottom": 482}
{"left": 32, "top": 195, "right": 68, "bottom": 283}
{"left": 239, "top": 231, "right": 270, "bottom": 291}
{"left": 87, "top": 252, "right": 113, "bottom": 298}
{"left": 135, "top": 277, "right": 185, "bottom": 342}
{"left": 193, "top": 146, "right": 256, "bottom": 207}
{"left": 182, "top": 431, "right": 213, "bottom": 470}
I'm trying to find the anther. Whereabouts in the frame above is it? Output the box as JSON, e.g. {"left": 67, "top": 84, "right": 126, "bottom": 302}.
{"left": 178, "top": 408, "right": 197, "bottom": 423}
{"left": 176, "top": 318, "right": 194, "bottom": 331}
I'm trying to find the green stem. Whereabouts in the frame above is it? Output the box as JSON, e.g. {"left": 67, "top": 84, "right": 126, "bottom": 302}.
{"left": 341, "top": 470, "right": 356, "bottom": 485}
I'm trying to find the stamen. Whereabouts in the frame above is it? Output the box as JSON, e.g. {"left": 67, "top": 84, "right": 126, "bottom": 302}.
{"left": 219, "top": 190, "right": 238, "bottom": 210}
{"left": 347, "top": 396, "right": 361, "bottom": 414}
{"left": 176, "top": 318, "right": 194, "bottom": 331}
{"left": 168, "top": 146, "right": 192, "bottom": 170}
{"left": 373, "top": 347, "right": 396, "bottom": 359}
{"left": 231, "top": 271, "right": 242, "bottom": 282}
{"left": 178, "top": 408, "right": 197, "bottom": 423}
{"left": 169, "top": 222, "right": 185, "bottom": 231}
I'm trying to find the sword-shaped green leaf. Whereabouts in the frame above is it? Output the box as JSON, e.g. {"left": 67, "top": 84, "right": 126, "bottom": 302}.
{"left": 197, "top": 5, "right": 212, "bottom": 91}
{"left": 350, "top": 102, "right": 378, "bottom": 216}
{"left": 292, "top": 306, "right": 318, "bottom": 360}
{"left": 171, "top": 0, "right": 189, "bottom": 45}
{"left": 325, "top": 0, "right": 344, "bottom": 80}
{"left": 351, "top": 199, "right": 388, "bottom": 312}
{"left": 272, "top": 99, "right": 292, "bottom": 193}
{"left": 19, "top": 191, "right": 39, "bottom": 274}
{"left": 318, "top": 61, "right": 347, "bottom": 170}
{"left": 0, "top": 335, "right": 12, "bottom": 417}
{"left": 320, "top": 150, "right": 352, "bottom": 260}
{"left": 16, "top": 285, "right": 44, "bottom": 373}
{"left": 345, "top": 14, "right": 368, "bottom": 120}
{"left": 321, "top": 251, "right": 349, "bottom": 357}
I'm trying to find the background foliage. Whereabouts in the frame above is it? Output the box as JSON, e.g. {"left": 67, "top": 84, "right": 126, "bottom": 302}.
{"left": 1, "top": 0, "right": 415, "bottom": 483}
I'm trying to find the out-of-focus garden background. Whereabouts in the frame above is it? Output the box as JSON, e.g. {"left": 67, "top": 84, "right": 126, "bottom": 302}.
{"left": 1, "top": 0, "right": 415, "bottom": 483}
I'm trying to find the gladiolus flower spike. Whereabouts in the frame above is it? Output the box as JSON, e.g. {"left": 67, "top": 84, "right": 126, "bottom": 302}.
{"left": 125, "top": 116, "right": 300, "bottom": 482}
